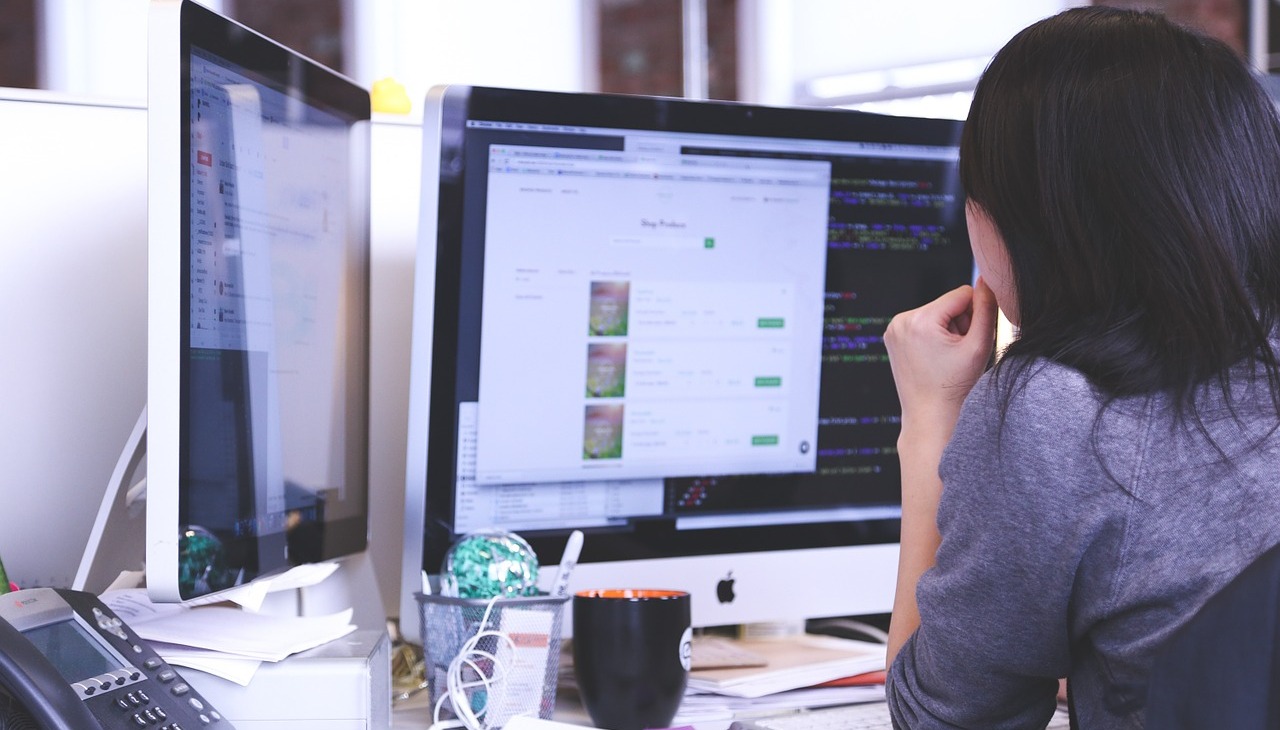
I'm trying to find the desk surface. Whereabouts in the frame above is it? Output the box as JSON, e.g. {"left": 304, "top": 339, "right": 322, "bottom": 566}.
{"left": 390, "top": 632, "right": 889, "bottom": 729}
{"left": 392, "top": 691, "right": 597, "bottom": 729}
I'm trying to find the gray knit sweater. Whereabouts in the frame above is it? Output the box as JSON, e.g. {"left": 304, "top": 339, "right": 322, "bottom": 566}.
{"left": 886, "top": 358, "right": 1280, "bottom": 729}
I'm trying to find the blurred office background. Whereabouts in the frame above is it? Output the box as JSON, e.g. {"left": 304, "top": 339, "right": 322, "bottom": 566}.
{"left": 0, "top": 0, "right": 1267, "bottom": 611}
{"left": 0, "top": 0, "right": 1268, "bottom": 121}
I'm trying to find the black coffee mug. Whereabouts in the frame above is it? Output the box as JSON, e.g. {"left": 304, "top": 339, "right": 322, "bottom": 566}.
{"left": 572, "top": 589, "right": 692, "bottom": 730}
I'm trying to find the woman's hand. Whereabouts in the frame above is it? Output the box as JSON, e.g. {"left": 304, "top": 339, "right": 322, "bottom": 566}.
{"left": 884, "top": 278, "right": 999, "bottom": 665}
{"left": 884, "top": 278, "right": 999, "bottom": 440}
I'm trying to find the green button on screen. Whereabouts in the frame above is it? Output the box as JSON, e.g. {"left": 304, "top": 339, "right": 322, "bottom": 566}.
{"left": 757, "top": 318, "right": 785, "bottom": 328}
{"left": 754, "top": 377, "right": 782, "bottom": 387}
{"left": 751, "top": 435, "right": 779, "bottom": 446}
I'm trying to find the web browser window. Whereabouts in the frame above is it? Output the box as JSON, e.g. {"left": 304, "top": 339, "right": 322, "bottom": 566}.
{"left": 449, "top": 120, "right": 963, "bottom": 534}
{"left": 475, "top": 140, "right": 831, "bottom": 484}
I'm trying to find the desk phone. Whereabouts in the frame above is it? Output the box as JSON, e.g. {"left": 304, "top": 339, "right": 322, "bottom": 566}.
{"left": 0, "top": 586, "right": 233, "bottom": 729}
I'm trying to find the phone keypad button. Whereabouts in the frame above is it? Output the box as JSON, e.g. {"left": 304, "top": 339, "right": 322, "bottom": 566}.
{"left": 117, "top": 698, "right": 132, "bottom": 711}
{"left": 131, "top": 714, "right": 149, "bottom": 727}
{"left": 144, "top": 657, "right": 163, "bottom": 669}
{"left": 188, "top": 697, "right": 205, "bottom": 711}
{"left": 158, "top": 669, "right": 178, "bottom": 682}
{"left": 171, "top": 682, "right": 191, "bottom": 696}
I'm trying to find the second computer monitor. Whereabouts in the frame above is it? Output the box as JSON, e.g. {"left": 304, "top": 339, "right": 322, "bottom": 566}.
{"left": 147, "top": 0, "right": 371, "bottom": 603}
{"left": 402, "top": 86, "right": 972, "bottom": 641}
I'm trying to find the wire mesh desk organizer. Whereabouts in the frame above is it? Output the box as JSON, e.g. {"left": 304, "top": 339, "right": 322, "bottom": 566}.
{"left": 417, "top": 591, "right": 568, "bottom": 729}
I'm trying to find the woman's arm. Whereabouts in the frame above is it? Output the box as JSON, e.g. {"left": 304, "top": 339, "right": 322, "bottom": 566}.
{"left": 883, "top": 279, "right": 997, "bottom": 665}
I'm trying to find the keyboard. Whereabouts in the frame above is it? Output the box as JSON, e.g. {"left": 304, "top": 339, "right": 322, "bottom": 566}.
{"left": 728, "top": 701, "right": 1072, "bottom": 730}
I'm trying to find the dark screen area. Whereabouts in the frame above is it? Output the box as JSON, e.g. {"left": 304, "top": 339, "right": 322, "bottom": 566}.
{"left": 175, "top": 2, "right": 370, "bottom": 600}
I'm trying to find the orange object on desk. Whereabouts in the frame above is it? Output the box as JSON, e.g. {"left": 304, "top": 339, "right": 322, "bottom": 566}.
{"left": 813, "top": 669, "right": 887, "bottom": 687}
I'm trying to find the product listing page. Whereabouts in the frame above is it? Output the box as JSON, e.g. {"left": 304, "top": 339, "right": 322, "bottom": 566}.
{"left": 472, "top": 141, "right": 831, "bottom": 485}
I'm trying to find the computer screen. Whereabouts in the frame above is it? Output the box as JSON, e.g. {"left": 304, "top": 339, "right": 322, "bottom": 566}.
{"left": 146, "top": 0, "right": 371, "bottom": 603}
{"left": 400, "top": 86, "right": 971, "bottom": 642}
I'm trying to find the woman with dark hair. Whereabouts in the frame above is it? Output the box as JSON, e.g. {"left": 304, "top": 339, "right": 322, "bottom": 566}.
{"left": 883, "top": 6, "right": 1280, "bottom": 728}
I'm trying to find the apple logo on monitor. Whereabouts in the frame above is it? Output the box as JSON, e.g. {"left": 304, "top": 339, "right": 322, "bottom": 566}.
{"left": 716, "top": 571, "right": 736, "bottom": 604}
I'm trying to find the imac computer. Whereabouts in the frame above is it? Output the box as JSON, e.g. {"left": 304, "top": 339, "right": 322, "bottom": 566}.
{"left": 145, "top": 0, "right": 372, "bottom": 606}
{"left": 400, "top": 86, "right": 972, "bottom": 643}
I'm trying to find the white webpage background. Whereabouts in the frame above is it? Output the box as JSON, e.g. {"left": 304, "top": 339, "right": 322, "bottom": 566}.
{"left": 474, "top": 141, "right": 831, "bottom": 484}
{"left": 453, "top": 403, "right": 665, "bottom": 534}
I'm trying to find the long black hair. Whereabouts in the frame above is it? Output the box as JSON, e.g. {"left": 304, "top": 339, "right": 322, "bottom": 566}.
{"left": 962, "top": 6, "right": 1280, "bottom": 412}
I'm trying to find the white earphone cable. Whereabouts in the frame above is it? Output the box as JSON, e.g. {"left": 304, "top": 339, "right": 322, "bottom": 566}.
{"left": 427, "top": 596, "right": 516, "bottom": 730}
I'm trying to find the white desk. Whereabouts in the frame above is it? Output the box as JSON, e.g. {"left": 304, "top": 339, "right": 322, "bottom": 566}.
{"left": 392, "top": 691, "right": 599, "bottom": 729}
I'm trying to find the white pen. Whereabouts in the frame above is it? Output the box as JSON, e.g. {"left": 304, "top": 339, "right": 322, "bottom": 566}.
{"left": 550, "top": 530, "right": 584, "bottom": 597}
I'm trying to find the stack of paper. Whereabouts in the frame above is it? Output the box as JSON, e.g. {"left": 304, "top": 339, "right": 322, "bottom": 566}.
{"left": 102, "top": 585, "right": 357, "bottom": 686}
{"left": 676, "top": 684, "right": 886, "bottom": 725}
{"left": 685, "top": 634, "right": 886, "bottom": 699}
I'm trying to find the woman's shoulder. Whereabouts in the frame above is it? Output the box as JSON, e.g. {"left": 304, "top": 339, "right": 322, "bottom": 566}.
{"left": 965, "top": 356, "right": 1106, "bottom": 431}
{"left": 946, "top": 357, "right": 1148, "bottom": 499}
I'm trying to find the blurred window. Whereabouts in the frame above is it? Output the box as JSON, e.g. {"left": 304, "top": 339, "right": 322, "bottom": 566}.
{"left": 0, "top": 0, "right": 37, "bottom": 89}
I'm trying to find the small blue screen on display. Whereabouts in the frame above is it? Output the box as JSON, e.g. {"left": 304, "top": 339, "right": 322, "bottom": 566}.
{"left": 22, "top": 620, "right": 118, "bottom": 684}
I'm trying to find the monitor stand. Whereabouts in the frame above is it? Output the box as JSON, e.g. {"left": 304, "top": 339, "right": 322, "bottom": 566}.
{"left": 74, "top": 406, "right": 149, "bottom": 595}
{"left": 74, "top": 405, "right": 386, "bottom": 631}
